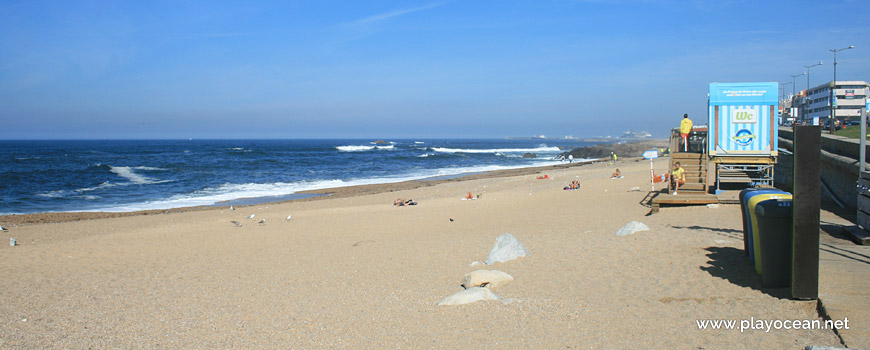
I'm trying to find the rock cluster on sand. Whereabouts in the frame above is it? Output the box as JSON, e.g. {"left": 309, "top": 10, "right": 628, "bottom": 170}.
{"left": 439, "top": 234, "right": 528, "bottom": 306}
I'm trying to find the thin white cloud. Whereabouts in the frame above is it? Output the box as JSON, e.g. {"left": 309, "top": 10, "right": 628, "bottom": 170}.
{"left": 347, "top": 2, "right": 445, "bottom": 26}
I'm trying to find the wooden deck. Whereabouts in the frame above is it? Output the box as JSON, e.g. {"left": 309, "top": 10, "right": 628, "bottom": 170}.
{"left": 647, "top": 192, "right": 719, "bottom": 214}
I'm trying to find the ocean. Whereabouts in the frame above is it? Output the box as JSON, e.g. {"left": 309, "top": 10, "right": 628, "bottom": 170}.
{"left": 0, "top": 139, "right": 599, "bottom": 215}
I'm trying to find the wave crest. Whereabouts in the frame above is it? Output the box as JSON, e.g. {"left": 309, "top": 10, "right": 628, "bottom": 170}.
{"left": 431, "top": 146, "right": 561, "bottom": 154}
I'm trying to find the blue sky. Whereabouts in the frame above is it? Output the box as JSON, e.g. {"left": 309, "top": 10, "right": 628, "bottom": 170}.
{"left": 1, "top": 0, "right": 868, "bottom": 139}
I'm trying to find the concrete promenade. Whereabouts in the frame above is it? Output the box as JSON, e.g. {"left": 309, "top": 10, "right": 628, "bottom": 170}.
{"left": 819, "top": 209, "right": 870, "bottom": 348}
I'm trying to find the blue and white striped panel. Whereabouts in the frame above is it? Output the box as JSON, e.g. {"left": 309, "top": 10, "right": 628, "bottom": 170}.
{"left": 717, "top": 104, "right": 772, "bottom": 153}
{"left": 719, "top": 105, "right": 729, "bottom": 151}
{"left": 758, "top": 105, "right": 768, "bottom": 152}
{"left": 708, "top": 106, "right": 714, "bottom": 152}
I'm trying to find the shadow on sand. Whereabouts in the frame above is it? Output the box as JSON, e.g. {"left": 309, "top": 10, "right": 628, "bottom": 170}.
{"left": 700, "top": 246, "right": 791, "bottom": 299}
{"left": 670, "top": 225, "right": 743, "bottom": 241}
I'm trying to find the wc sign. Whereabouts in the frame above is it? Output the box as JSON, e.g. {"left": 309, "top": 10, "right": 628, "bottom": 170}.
{"left": 731, "top": 108, "right": 758, "bottom": 124}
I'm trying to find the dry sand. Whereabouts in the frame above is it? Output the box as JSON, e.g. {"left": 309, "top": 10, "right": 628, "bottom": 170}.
{"left": 0, "top": 158, "right": 843, "bottom": 349}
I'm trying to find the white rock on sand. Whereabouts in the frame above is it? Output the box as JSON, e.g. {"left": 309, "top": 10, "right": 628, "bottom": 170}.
{"left": 461, "top": 270, "right": 513, "bottom": 289}
{"left": 615, "top": 221, "right": 650, "bottom": 236}
{"left": 437, "top": 287, "right": 500, "bottom": 306}
{"left": 485, "top": 233, "right": 530, "bottom": 265}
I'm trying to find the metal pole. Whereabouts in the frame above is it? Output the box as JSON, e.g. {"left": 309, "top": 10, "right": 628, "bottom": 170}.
{"left": 862, "top": 88, "right": 868, "bottom": 231}
{"left": 791, "top": 73, "right": 803, "bottom": 98}
{"left": 828, "top": 50, "right": 840, "bottom": 134}
{"left": 829, "top": 46, "right": 855, "bottom": 134}
{"left": 791, "top": 73, "right": 804, "bottom": 123}
{"left": 862, "top": 99, "right": 867, "bottom": 173}
{"left": 783, "top": 82, "right": 793, "bottom": 121}
{"left": 804, "top": 61, "right": 823, "bottom": 124}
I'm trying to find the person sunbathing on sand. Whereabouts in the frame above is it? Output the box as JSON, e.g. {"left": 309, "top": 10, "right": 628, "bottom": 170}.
{"left": 563, "top": 180, "right": 580, "bottom": 190}
{"left": 610, "top": 169, "right": 622, "bottom": 179}
{"left": 394, "top": 198, "right": 418, "bottom": 206}
{"left": 466, "top": 192, "right": 474, "bottom": 200}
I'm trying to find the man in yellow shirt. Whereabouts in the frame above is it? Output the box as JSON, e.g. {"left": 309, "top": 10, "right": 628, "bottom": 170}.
{"left": 680, "top": 113, "right": 693, "bottom": 152}
{"left": 671, "top": 162, "right": 685, "bottom": 195}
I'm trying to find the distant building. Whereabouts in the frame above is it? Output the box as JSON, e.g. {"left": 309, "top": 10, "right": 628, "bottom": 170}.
{"left": 800, "top": 80, "right": 869, "bottom": 124}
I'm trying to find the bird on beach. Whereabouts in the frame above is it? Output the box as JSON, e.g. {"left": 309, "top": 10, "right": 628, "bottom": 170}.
{"left": 0, "top": 225, "right": 7, "bottom": 231}
{"left": 258, "top": 219, "right": 266, "bottom": 225}
{"left": 230, "top": 221, "right": 242, "bottom": 227}
{"left": 286, "top": 215, "right": 292, "bottom": 221}
{"left": 230, "top": 205, "right": 235, "bottom": 211}
{"left": 246, "top": 214, "right": 255, "bottom": 219}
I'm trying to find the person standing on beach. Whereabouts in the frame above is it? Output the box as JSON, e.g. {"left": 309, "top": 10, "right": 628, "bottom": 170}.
{"left": 671, "top": 162, "right": 685, "bottom": 195}
{"left": 680, "top": 113, "right": 693, "bottom": 152}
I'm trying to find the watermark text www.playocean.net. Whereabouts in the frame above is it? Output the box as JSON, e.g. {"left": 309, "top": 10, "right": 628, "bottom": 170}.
{"left": 696, "top": 317, "right": 850, "bottom": 333}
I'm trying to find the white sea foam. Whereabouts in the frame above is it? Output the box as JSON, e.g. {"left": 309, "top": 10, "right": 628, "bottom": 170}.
{"left": 84, "top": 159, "right": 578, "bottom": 213}
{"left": 415, "top": 141, "right": 425, "bottom": 144}
{"left": 431, "top": 146, "right": 561, "bottom": 154}
{"left": 38, "top": 167, "right": 172, "bottom": 199}
{"left": 75, "top": 181, "right": 118, "bottom": 193}
{"left": 336, "top": 145, "right": 395, "bottom": 152}
{"left": 417, "top": 153, "right": 436, "bottom": 158}
{"left": 36, "top": 190, "right": 66, "bottom": 198}
{"left": 337, "top": 145, "right": 375, "bottom": 152}
{"left": 110, "top": 166, "right": 155, "bottom": 184}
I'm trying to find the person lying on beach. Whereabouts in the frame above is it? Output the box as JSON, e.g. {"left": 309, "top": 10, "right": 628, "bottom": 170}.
{"left": 610, "top": 169, "right": 622, "bottom": 179}
{"left": 563, "top": 180, "right": 580, "bottom": 190}
{"left": 466, "top": 192, "right": 474, "bottom": 200}
{"left": 394, "top": 198, "right": 417, "bottom": 206}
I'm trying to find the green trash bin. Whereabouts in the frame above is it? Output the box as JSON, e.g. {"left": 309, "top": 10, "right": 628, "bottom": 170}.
{"left": 754, "top": 198, "right": 793, "bottom": 288}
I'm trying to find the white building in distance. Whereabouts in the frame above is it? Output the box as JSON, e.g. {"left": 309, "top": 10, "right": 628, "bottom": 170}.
{"left": 801, "top": 80, "right": 869, "bottom": 124}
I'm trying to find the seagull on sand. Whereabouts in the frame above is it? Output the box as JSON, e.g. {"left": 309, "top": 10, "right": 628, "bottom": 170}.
{"left": 246, "top": 214, "right": 255, "bottom": 219}
{"left": 230, "top": 205, "right": 235, "bottom": 211}
{"left": 230, "top": 221, "right": 242, "bottom": 227}
{"left": 258, "top": 219, "right": 266, "bottom": 225}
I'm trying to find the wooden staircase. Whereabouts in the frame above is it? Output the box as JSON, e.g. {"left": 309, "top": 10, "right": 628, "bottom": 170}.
{"left": 648, "top": 129, "right": 719, "bottom": 214}
{"left": 668, "top": 152, "right": 707, "bottom": 194}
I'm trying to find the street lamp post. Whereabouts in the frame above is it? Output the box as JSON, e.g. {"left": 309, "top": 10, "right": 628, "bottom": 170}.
{"left": 803, "top": 61, "right": 823, "bottom": 123}
{"left": 790, "top": 73, "right": 805, "bottom": 123}
{"left": 829, "top": 45, "right": 854, "bottom": 134}
{"left": 791, "top": 73, "right": 805, "bottom": 98}
{"left": 782, "top": 82, "right": 793, "bottom": 120}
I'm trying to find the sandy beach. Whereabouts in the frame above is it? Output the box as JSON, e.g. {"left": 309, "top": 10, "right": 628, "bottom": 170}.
{"left": 0, "top": 158, "right": 842, "bottom": 349}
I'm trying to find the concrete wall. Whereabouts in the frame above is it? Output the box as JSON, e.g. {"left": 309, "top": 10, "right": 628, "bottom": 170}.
{"left": 776, "top": 127, "right": 861, "bottom": 209}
